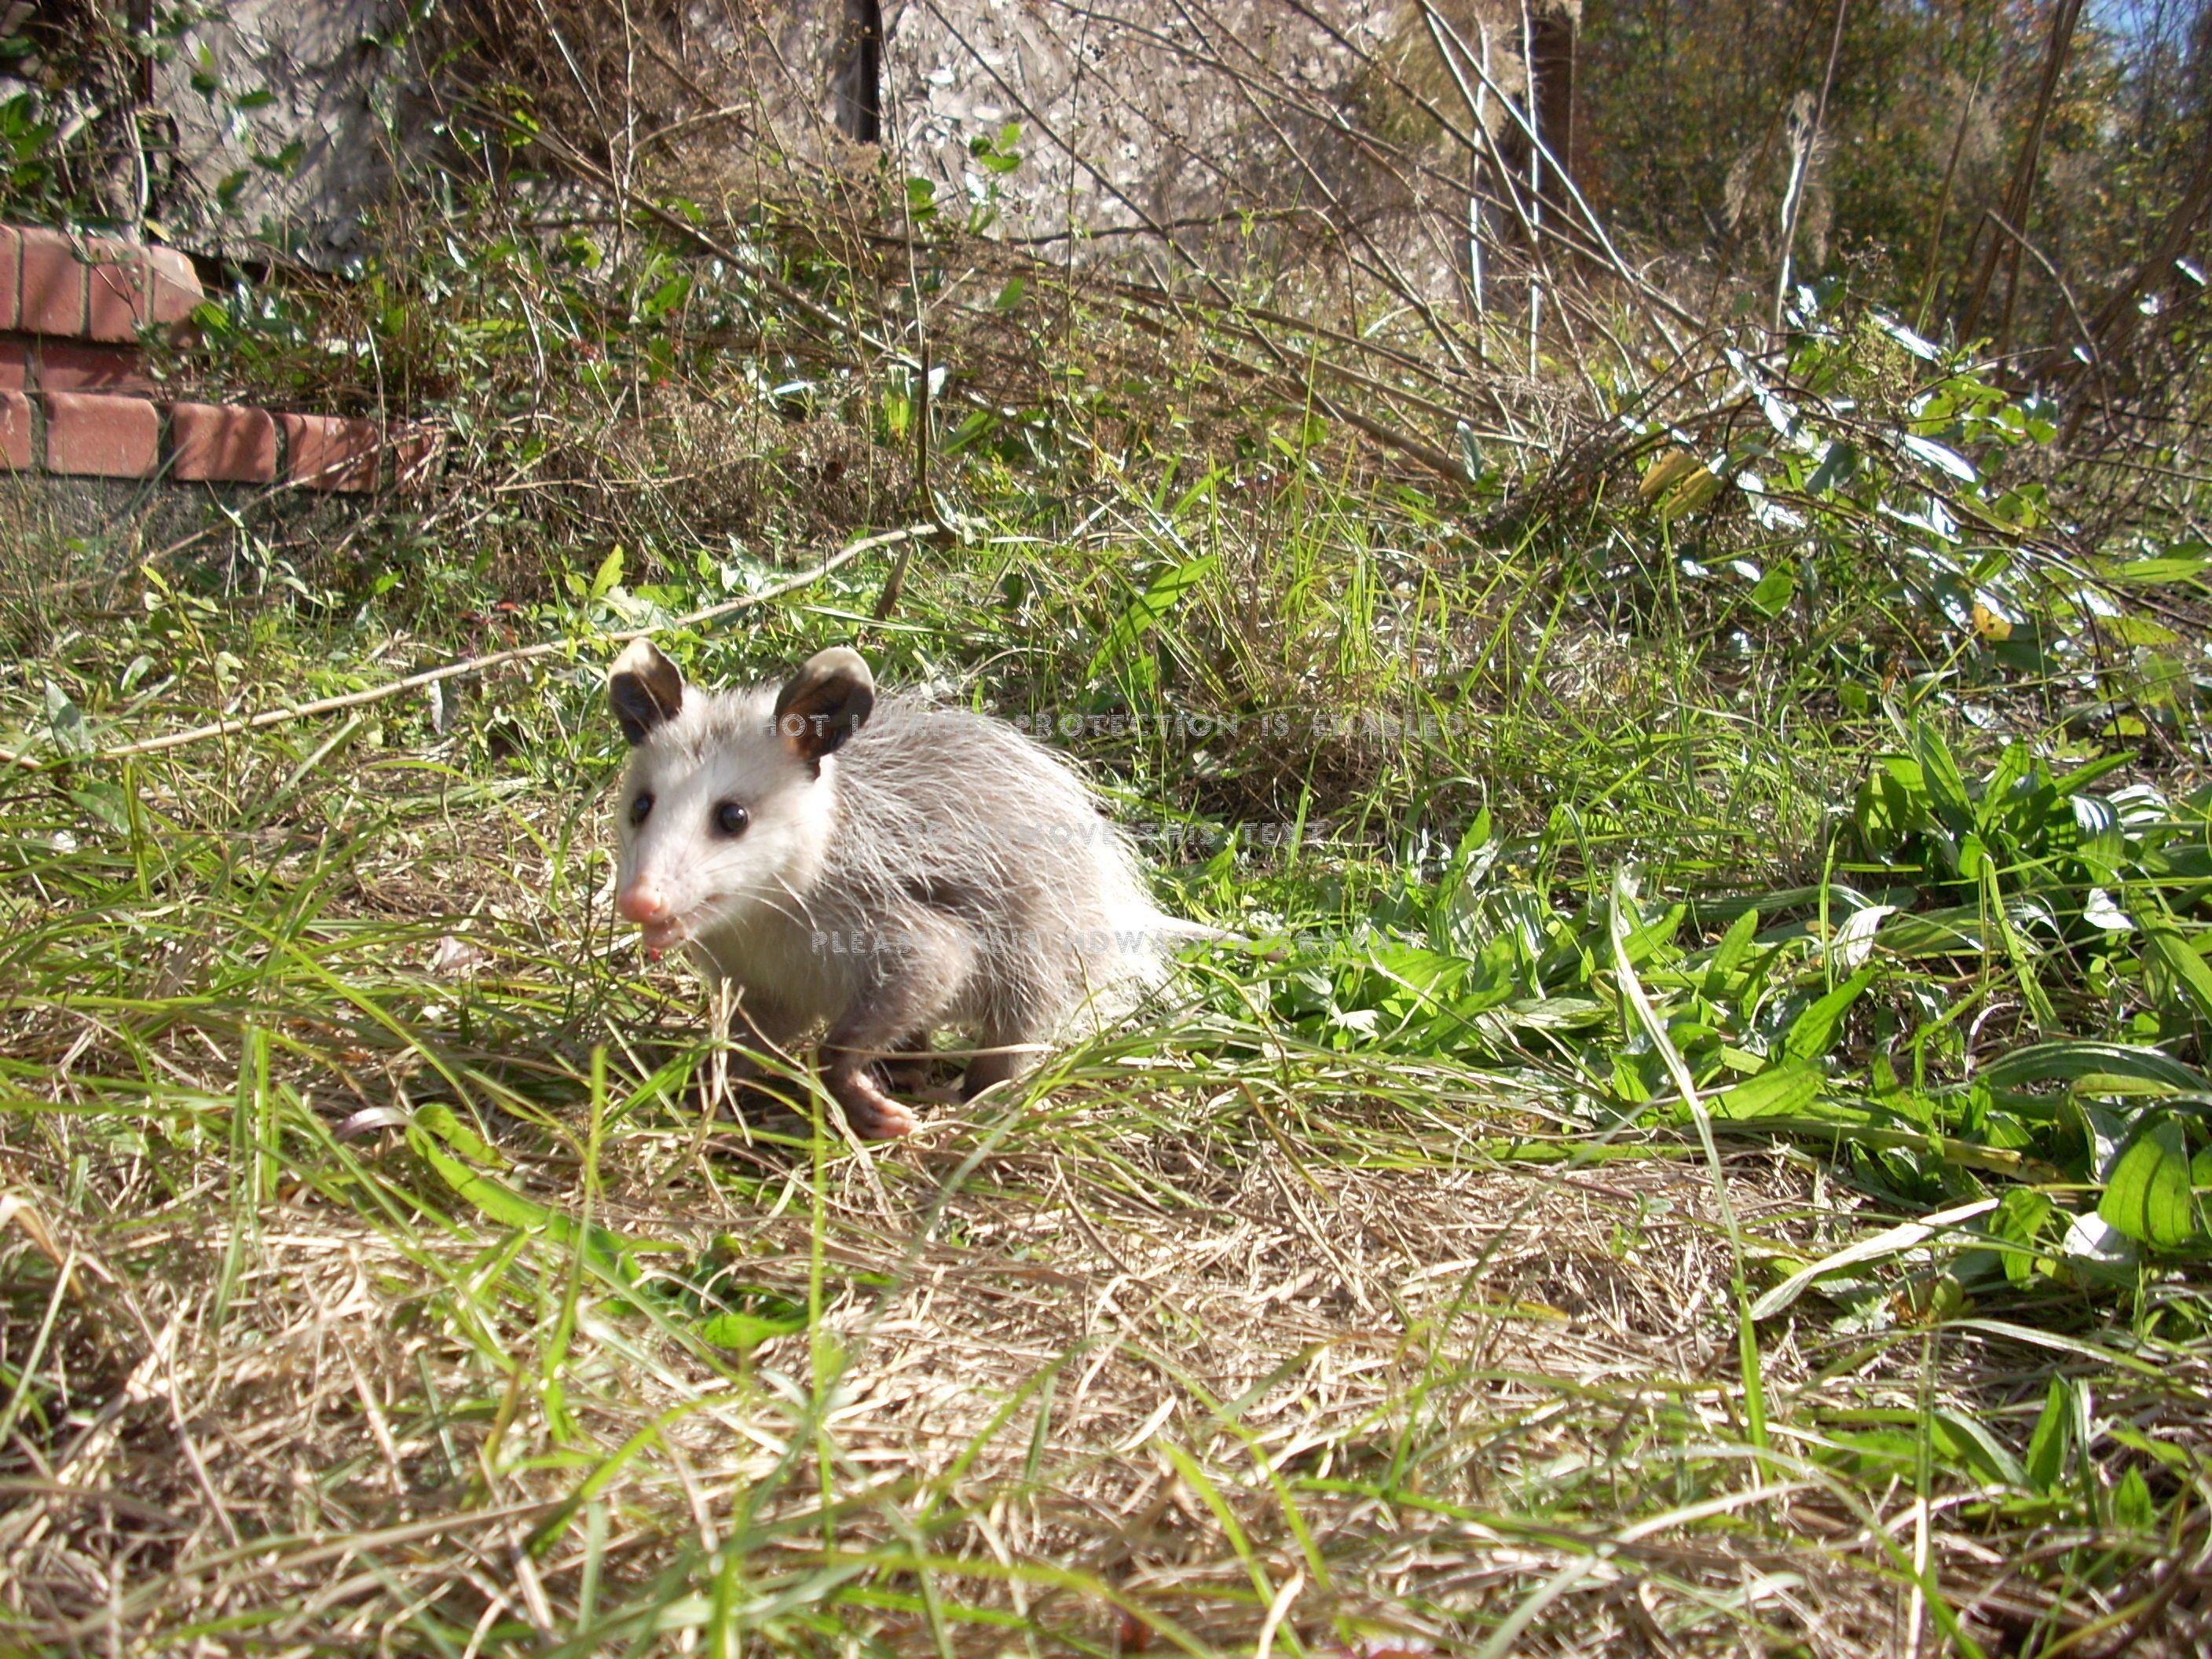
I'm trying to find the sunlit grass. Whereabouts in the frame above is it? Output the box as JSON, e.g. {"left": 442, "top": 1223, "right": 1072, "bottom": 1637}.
{"left": 3, "top": 459, "right": 2210, "bottom": 1657}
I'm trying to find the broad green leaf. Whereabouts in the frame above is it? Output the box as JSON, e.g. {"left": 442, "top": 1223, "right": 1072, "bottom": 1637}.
{"left": 1988, "top": 1188, "right": 2059, "bottom": 1287}
{"left": 694, "top": 1309, "right": 807, "bottom": 1351}
{"left": 1785, "top": 967, "right": 1876, "bottom": 1060}
{"left": 2140, "top": 921, "right": 2212, "bottom": 1026}
{"left": 1906, "top": 718, "right": 1975, "bottom": 831}
{"left": 1746, "top": 564, "right": 1793, "bottom": 617}
{"left": 1456, "top": 420, "right": 1489, "bottom": 484}
{"left": 1706, "top": 906, "right": 1760, "bottom": 985}
{"left": 590, "top": 544, "right": 625, "bottom": 601}
{"left": 1710, "top": 1061, "right": 1824, "bottom": 1121}
{"left": 2098, "top": 1114, "right": 2199, "bottom": 1249}
{"left": 2024, "top": 1379, "right": 2071, "bottom": 1495}
{"left": 1805, "top": 438, "right": 1860, "bottom": 493}
{"left": 43, "top": 683, "right": 87, "bottom": 756}
{"left": 2100, "top": 614, "right": 2179, "bottom": 647}
{"left": 1749, "top": 1196, "right": 1998, "bottom": 1319}
{"left": 2105, "top": 555, "right": 2210, "bottom": 586}
{"left": 1870, "top": 314, "right": 1942, "bottom": 361}
{"left": 1930, "top": 1410, "right": 2026, "bottom": 1489}
{"left": 1979, "top": 1041, "right": 2210, "bottom": 1095}
{"left": 2112, "top": 1465, "right": 2158, "bottom": 1533}
{"left": 1875, "top": 906, "right": 1990, "bottom": 958}
{"left": 1898, "top": 431, "right": 1977, "bottom": 483}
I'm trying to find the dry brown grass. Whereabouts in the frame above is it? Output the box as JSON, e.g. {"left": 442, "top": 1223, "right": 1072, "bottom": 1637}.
{"left": 8, "top": 913, "right": 2209, "bottom": 1659}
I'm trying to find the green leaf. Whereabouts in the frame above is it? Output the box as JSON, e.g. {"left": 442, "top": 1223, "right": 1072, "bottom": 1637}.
{"left": 1898, "top": 431, "right": 1977, "bottom": 483}
{"left": 2140, "top": 921, "right": 2212, "bottom": 1026}
{"left": 2099, "top": 1114, "right": 2199, "bottom": 1250}
{"left": 1709, "top": 1062, "right": 1825, "bottom": 1120}
{"left": 590, "top": 544, "right": 625, "bottom": 601}
{"left": 1930, "top": 1410, "right": 2026, "bottom": 1489}
{"left": 2112, "top": 1465, "right": 2158, "bottom": 1533}
{"left": 2105, "top": 555, "right": 2210, "bottom": 587}
{"left": 1988, "top": 1188, "right": 2059, "bottom": 1287}
{"left": 2024, "top": 1379, "right": 2071, "bottom": 1495}
{"left": 1805, "top": 439, "right": 1860, "bottom": 493}
{"left": 1784, "top": 967, "right": 1876, "bottom": 1060}
{"left": 1873, "top": 906, "right": 1990, "bottom": 958}
{"left": 1749, "top": 1196, "right": 1998, "bottom": 1319}
{"left": 1456, "top": 420, "right": 1489, "bottom": 485}
{"left": 1746, "top": 563, "right": 1793, "bottom": 617}
{"left": 1906, "top": 718, "right": 1975, "bottom": 833}
{"left": 1704, "top": 906, "right": 1760, "bottom": 992}
{"left": 694, "top": 1309, "right": 806, "bottom": 1351}
{"left": 69, "top": 784, "right": 129, "bottom": 832}
{"left": 43, "top": 682, "right": 87, "bottom": 756}
{"left": 1980, "top": 1041, "right": 2210, "bottom": 1094}
{"left": 1871, "top": 314, "right": 1943, "bottom": 361}
{"left": 412, "top": 1102, "right": 503, "bottom": 1166}
{"left": 1087, "top": 555, "right": 1216, "bottom": 681}
{"left": 407, "top": 1114, "right": 681, "bottom": 1283}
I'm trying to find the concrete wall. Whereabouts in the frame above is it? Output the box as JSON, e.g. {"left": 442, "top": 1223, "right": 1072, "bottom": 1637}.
{"left": 153, "top": 0, "right": 413, "bottom": 267}
{"left": 118, "top": 0, "right": 1573, "bottom": 277}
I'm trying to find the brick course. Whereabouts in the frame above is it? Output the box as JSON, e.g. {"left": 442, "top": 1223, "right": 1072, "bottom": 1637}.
{"left": 0, "top": 390, "right": 28, "bottom": 470}
{"left": 0, "top": 228, "right": 17, "bottom": 332}
{"left": 0, "top": 222, "right": 416, "bottom": 500}
{"left": 45, "top": 391, "right": 159, "bottom": 477}
{"left": 141, "top": 247, "right": 203, "bottom": 331}
{"left": 171, "top": 402, "right": 276, "bottom": 483}
{"left": 20, "top": 228, "right": 85, "bottom": 337}
{"left": 280, "top": 412, "right": 380, "bottom": 492}
{"left": 41, "top": 341, "right": 156, "bottom": 395}
{"left": 86, "top": 248, "right": 144, "bottom": 342}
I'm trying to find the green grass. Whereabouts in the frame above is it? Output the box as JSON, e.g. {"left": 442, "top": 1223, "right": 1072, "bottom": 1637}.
{"left": 4, "top": 440, "right": 2210, "bottom": 1657}
{"left": 3, "top": 177, "right": 2212, "bottom": 1652}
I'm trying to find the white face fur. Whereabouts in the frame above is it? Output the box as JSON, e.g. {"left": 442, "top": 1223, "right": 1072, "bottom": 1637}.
{"left": 607, "top": 642, "right": 873, "bottom": 956}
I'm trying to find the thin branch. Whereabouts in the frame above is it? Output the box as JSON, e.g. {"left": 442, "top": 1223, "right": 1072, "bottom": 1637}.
{"left": 1772, "top": 0, "right": 1850, "bottom": 332}
{"left": 2, "top": 524, "right": 948, "bottom": 771}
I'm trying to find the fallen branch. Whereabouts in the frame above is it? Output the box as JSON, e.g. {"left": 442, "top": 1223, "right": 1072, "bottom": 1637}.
{"left": 2, "top": 522, "right": 947, "bottom": 771}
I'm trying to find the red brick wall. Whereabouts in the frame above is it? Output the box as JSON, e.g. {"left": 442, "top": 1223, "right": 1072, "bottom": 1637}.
{"left": 0, "top": 225, "right": 432, "bottom": 494}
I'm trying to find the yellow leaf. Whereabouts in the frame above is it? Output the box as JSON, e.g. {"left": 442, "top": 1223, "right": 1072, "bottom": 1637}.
{"left": 1639, "top": 449, "right": 1704, "bottom": 502}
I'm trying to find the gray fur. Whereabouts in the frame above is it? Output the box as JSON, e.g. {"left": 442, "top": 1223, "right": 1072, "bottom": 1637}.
{"left": 610, "top": 643, "right": 1193, "bottom": 1137}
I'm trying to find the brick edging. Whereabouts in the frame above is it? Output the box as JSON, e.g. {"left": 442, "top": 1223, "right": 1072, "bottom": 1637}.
{"left": 0, "top": 224, "right": 438, "bottom": 495}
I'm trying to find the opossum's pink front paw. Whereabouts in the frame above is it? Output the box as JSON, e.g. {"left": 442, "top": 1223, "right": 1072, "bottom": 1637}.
{"left": 829, "top": 1071, "right": 919, "bottom": 1139}
{"left": 853, "top": 1098, "right": 919, "bottom": 1138}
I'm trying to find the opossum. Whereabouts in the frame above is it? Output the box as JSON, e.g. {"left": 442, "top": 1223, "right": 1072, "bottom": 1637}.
{"left": 607, "top": 639, "right": 1208, "bottom": 1138}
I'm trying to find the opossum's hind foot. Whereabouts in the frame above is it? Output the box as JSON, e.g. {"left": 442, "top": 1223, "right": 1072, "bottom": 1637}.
{"left": 958, "top": 1030, "right": 1032, "bottom": 1103}
{"left": 875, "top": 1031, "right": 940, "bottom": 1095}
{"left": 824, "top": 1057, "right": 921, "bottom": 1139}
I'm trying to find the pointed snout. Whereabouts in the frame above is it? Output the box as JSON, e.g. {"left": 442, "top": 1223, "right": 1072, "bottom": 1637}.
{"left": 617, "top": 881, "right": 672, "bottom": 925}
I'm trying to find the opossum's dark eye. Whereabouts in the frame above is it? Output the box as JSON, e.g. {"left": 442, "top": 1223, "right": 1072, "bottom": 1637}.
{"left": 714, "top": 800, "right": 750, "bottom": 837}
{"left": 629, "top": 792, "right": 654, "bottom": 826}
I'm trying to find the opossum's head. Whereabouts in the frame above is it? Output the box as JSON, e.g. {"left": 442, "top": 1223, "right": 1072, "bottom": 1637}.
{"left": 607, "top": 641, "right": 875, "bottom": 957}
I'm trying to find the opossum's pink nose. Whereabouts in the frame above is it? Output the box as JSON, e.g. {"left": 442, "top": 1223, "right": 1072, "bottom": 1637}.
{"left": 617, "top": 882, "right": 670, "bottom": 925}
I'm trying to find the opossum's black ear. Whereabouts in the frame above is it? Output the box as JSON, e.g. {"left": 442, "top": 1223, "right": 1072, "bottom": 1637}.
{"left": 774, "top": 646, "right": 874, "bottom": 767}
{"left": 609, "top": 639, "right": 684, "bottom": 745}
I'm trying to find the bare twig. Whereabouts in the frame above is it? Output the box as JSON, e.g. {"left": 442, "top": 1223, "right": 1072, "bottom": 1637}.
{"left": 2, "top": 523, "right": 947, "bottom": 771}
